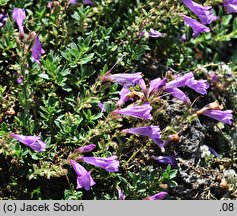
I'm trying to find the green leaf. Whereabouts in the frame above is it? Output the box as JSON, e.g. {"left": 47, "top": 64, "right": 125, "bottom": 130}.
{"left": 0, "top": 0, "right": 9, "bottom": 6}
{"left": 1, "top": 122, "right": 7, "bottom": 132}
{"left": 38, "top": 73, "right": 50, "bottom": 80}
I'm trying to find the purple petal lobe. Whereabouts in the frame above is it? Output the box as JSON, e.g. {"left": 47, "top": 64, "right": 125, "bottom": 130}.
{"left": 148, "top": 78, "right": 167, "bottom": 96}
{"left": 117, "top": 88, "right": 132, "bottom": 107}
{"left": 165, "top": 87, "right": 191, "bottom": 104}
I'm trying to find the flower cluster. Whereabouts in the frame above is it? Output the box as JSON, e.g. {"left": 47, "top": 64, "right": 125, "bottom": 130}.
{"left": 12, "top": 8, "right": 44, "bottom": 63}
{"left": 69, "top": 144, "right": 119, "bottom": 190}
{"left": 181, "top": 0, "right": 237, "bottom": 39}
{"left": 101, "top": 68, "right": 232, "bottom": 171}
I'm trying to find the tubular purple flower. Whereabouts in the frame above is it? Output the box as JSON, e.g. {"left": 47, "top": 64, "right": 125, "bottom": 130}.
{"left": 75, "top": 144, "right": 96, "bottom": 153}
{"left": 140, "top": 29, "right": 166, "bottom": 38}
{"left": 32, "top": 35, "right": 45, "bottom": 63}
{"left": 155, "top": 155, "right": 178, "bottom": 167}
{"left": 223, "top": 0, "right": 237, "bottom": 14}
{"left": 83, "top": 0, "right": 94, "bottom": 5}
{"left": 182, "top": 15, "right": 210, "bottom": 38}
{"left": 148, "top": 78, "right": 167, "bottom": 97}
{"left": 166, "top": 72, "right": 194, "bottom": 89}
{"left": 144, "top": 192, "right": 168, "bottom": 200}
{"left": 12, "top": 8, "right": 26, "bottom": 38}
{"left": 98, "top": 102, "right": 106, "bottom": 112}
{"left": 10, "top": 133, "right": 46, "bottom": 152}
{"left": 102, "top": 72, "right": 143, "bottom": 88}
{"left": 148, "top": 28, "right": 166, "bottom": 38}
{"left": 208, "top": 73, "right": 219, "bottom": 82}
{"left": 69, "top": 160, "right": 96, "bottom": 190}
{"left": 166, "top": 72, "right": 209, "bottom": 95}
{"left": 117, "top": 88, "right": 132, "bottom": 107}
{"left": 182, "top": 0, "right": 218, "bottom": 24}
{"left": 116, "top": 186, "right": 125, "bottom": 200}
{"left": 78, "top": 156, "right": 119, "bottom": 172}
{"left": 201, "top": 109, "right": 233, "bottom": 125}
{"left": 185, "top": 77, "right": 209, "bottom": 94}
{"left": 165, "top": 87, "right": 191, "bottom": 104}
{"left": 122, "top": 126, "right": 164, "bottom": 151}
{"left": 112, "top": 103, "right": 153, "bottom": 120}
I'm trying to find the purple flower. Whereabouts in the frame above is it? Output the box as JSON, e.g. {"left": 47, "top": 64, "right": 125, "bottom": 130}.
{"left": 138, "top": 79, "right": 147, "bottom": 94}
{"left": 182, "top": 0, "right": 218, "bottom": 24}
{"left": 0, "top": 14, "right": 7, "bottom": 28}
{"left": 17, "top": 76, "right": 23, "bottom": 84}
{"left": 140, "top": 29, "right": 166, "bottom": 38}
{"left": 201, "top": 109, "right": 233, "bottom": 125}
{"left": 181, "top": 33, "right": 187, "bottom": 42}
{"left": 185, "top": 77, "right": 209, "bottom": 94}
{"left": 12, "top": 8, "right": 26, "bottom": 38}
{"left": 166, "top": 72, "right": 194, "bottom": 89}
{"left": 32, "top": 35, "right": 45, "bottom": 63}
{"left": 117, "top": 88, "right": 132, "bottom": 107}
{"left": 10, "top": 133, "right": 46, "bottom": 152}
{"left": 165, "top": 87, "right": 191, "bottom": 104}
{"left": 69, "top": 160, "right": 96, "bottom": 190}
{"left": 208, "top": 72, "right": 219, "bottom": 82}
{"left": 83, "top": 0, "right": 94, "bottom": 5}
{"left": 182, "top": 15, "right": 210, "bottom": 38}
{"left": 166, "top": 72, "right": 209, "bottom": 95}
{"left": 112, "top": 103, "right": 153, "bottom": 120}
{"left": 148, "top": 28, "right": 166, "bottom": 38}
{"left": 148, "top": 78, "right": 167, "bottom": 97}
{"left": 122, "top": 126, "right": 164, "bottom": 151}
{"left": 223, "top": 0, "right": 237, "bottom": 14}
{"left": 144, "top": 192, "right": 168, "bottom": 200}
{"left": 116, "top": 186, "right": 125, "bottom": 200}
{"left": 98, "top": 102, "right": 106, "bottom": 112}
{"left": 155, "top": 155, "right": 178, "bottom": 167}
{"left": 75, "top": 144, "right": 96, "bottom": 153}
{"left": 102, "top": 72, "right": 143, "bottom": 88}
{"left": 69, "top": 0, "right": 78, "bottom": 4}
{"left": 78, "top": 156, "right": 119, "bottom": 172}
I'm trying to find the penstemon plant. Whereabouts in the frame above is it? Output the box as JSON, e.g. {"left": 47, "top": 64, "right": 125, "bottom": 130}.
{"left": 0, "top": 0, "right": 236, "bottom": 200}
